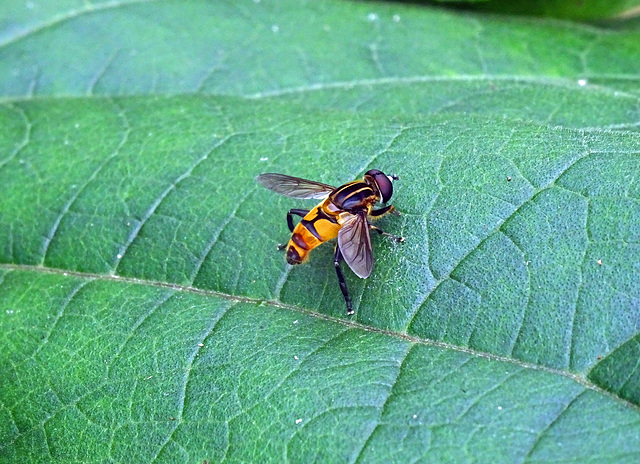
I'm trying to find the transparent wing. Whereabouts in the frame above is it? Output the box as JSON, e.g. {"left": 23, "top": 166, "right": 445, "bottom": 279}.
{"left": 255, "top": 173, "right": 335, "bottom": 200}
{"left": 338, "top": 212, "right": 373, "bottom": 278}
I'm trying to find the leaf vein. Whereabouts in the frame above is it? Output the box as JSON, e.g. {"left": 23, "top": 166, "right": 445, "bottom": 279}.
{"left": 521, "top": 389, "right": 586, "bottom": 462}
{"left": 353, "top": 343, "right": 415, "bottom": 464}
{"left": 0, "top": 104, "right": 31, "bottom": 172}
{"left": 405, "top": 143, "right": 593, "bottom": 333}
{"left": 40, "top": 99, "right": 131, "bottom": 265}
{"left": 150, "top": 300, "right": 235, "bottom": 463}
{"left": 2, "top": 263, "right": 639, "bottom": 414}
{"left": 113, "top": 134, "right": 232, "bottom": 273}
{"left": 0, "top": 0, "right": 157, "bottom": 50}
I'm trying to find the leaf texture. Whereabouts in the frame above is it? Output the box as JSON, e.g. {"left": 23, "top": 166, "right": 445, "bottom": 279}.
{"left": 1, "top": 1, "right": 639, "bottom": 462}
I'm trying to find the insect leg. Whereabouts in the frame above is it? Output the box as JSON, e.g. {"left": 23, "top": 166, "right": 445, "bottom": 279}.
{"left": 334, "top": 244, "right": 354, "bottom": 315}
{"left": 369, "top": 224, "right": 404, "bottom": 242}
{"left": 287, "top": 209, "right": 309, "bottom": 232}
{"left": 277, "top": 209, "right": 310, "bottom": 250}
{"left": 370, "top": 204, "right": 396, "bottom": 217}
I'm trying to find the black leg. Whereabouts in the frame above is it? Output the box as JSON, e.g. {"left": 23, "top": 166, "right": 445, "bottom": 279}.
{"left": 369, "top": 224, "right": 404, "bottom": 242}
{"left": 370, "top": 204, "right": 396, "bottom": 217}
{"left": 287, "top": 209, "right": 309, "bottom": 232}
{"left": 277, "top": 209, "right": 310, "bottom": 250}
{"left": 334, "top": 244, "right": 354, "bottom": 315}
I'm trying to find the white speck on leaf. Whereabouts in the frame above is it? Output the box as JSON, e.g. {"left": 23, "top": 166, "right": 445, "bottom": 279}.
{"left": 295, "top": 418, "right": 302, "bottom": 424}
{"left": 260, "top": 157, "right": 268, "bottom": 161}
{"left": 393, "top": 14, "right": 400, "bottom": 22}
{"left": 578, "top": 79, "right": 588, "bottom": 86}
{"left": 367, "top": 13, "right": 378, "bottom": 22}
{"left": 271, "top": 24, "right": 279, "bottom": 33}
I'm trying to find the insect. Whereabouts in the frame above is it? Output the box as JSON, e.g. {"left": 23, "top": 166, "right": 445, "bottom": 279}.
{"left": 256, "top": 169, "right": 403, "bottom": 315}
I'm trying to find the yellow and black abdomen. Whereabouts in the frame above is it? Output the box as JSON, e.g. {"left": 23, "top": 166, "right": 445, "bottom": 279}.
{"left": 286, "top": 201, "right": 341, "bottom": 265}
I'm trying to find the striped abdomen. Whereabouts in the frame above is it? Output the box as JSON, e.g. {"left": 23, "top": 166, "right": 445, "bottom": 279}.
{"left": 286, "top": 200, "right": 341, "bottom": 265}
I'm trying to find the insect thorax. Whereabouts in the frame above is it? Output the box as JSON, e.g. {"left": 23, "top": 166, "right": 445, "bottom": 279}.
{"left": 329, "top": 182, "right": 377, "bottom": 212}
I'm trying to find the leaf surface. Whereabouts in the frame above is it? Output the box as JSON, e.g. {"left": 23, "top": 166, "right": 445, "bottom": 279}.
{"left": 471, "top": 0, "right": 640, "bottom": 20}
{"left": 1, "top": 1, "right": 639, "bottom": 462}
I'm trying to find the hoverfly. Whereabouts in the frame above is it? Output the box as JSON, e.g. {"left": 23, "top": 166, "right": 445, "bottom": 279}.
{"left": 256, "top": 169, "right": 403, "bottom": 315}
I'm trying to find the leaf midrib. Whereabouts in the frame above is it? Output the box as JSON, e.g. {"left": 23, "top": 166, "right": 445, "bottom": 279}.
{"left": 3, "top": 262, "right": 638, "bottom": 414}
{"left": 2, "top": 73, "right": 640, "bottom": 106}
{"left": 242, "top": 75, "right": 640, "bottom": 100}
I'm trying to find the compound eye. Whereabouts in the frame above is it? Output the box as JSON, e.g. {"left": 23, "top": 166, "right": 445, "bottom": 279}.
{"left": 366, "top": 169, "right": 393, "bottom": 203}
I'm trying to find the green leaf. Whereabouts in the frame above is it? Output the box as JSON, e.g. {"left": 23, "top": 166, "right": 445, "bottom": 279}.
{"left": 471, "top": 0, "right": 640, "bottom": 20}
{"left": 1, "top": 1, "right": 640, "bottom": 462}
